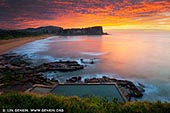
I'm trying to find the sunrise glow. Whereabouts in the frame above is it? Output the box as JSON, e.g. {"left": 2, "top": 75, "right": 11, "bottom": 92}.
{"left": 0, "top": 0, "right": 170, "bottom": 30}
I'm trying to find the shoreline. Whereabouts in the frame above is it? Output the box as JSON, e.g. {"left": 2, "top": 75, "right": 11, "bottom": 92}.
{"left": 0, "top": 52, "right": 145, "bottom": 101}
{"left": 0, "top": 34, "right": 53, "bottom": 55}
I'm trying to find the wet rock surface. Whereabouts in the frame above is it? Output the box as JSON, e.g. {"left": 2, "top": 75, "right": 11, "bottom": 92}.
{"left": 36, "top": 61, "right": 84, "bottom": 72}
{"left": 0, "top": 53, "right": 84, "bottom": 93}
{"left": 66, "top": 76, "right": 82, "bottom": 83}
{"left": 66, "top": 76, "right": 145, "bottom": 101}
{"left": 0, "top": 53, "right": 144, "bottom": 101}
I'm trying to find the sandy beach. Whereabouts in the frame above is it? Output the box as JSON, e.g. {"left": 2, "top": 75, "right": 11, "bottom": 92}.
{"left": 0, "top": 34, "right": 52, "bottom": 55}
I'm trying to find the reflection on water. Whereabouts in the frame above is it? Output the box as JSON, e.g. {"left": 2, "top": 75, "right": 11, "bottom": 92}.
{"left": 9, "top": 30, "right": 170, "bottom": 102}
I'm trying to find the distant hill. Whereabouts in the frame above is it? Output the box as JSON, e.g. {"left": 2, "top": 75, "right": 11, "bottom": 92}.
{"left": 0, "top": 26, "right": 107, "bottom": 39}
{"left": 0, "top": 26, "right": 62, "bottom": 39}
{"left": 25, "top": 26, "right": 63, "bottom": 34}
{"left": 57, "top": 26, "right": 106, "bottom": 35}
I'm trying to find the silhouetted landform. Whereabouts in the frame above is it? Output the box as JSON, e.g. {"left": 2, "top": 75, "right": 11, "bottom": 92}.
{"left": 57, "top": 26, "right": 108, "bottom": 35}
{"left": 0, "top": 26, "right": 107, "bottom": 39}
{"left": 0, "top": 26, "right": 62, "bottom": 39}
{"left": 25, "top": 26, "right": 63, "bottom": 34}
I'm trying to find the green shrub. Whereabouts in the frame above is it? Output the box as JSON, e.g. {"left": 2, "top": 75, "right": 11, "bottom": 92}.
{"left": 0, "top": 93, "right": 169, "bottom": 113}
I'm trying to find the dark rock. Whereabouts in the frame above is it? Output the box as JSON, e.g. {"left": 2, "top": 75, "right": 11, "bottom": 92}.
{"left": 103, "top": 76, "right": 108, "bottom": 79}
{"left": 66, "top": 76, "right": 82, "bottom": 83}
{"left": 136, "top": 86, "right": 145, "bottom": 92}
{"left": 80, "top": 59, "right": 96, "bottom": 64}
{"left": 0, "top": 53, "right": 85, "bottom": 93}
{"left": 51, "top": 78, "right": 59, "bottom": 83}
{"left": 131, "top": 91, "right": 143, "bottom": 98}
{"left": 35, "top": 61, "right": 84, "bottom": 72}
{"left": 90, "top": 60, "right": 94, "bottom": 64}
{"left": 138, "top": 83, "right": 145, "bottom": 88}
{"left": 84, "top": 79, "right": 90, "bottom": 83}
{"left": 77, "top": 76, "right": 81, "bottom": 81}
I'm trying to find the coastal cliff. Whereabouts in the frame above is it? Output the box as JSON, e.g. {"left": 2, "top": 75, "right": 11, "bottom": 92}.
{"left": 0, "top": 26, "right": 107, "bottom": 39}
{"left": 28, "top": 26, "right": 106, "bottom": 35}
{"left": 57, "top": 26, "right": 106, "bottom": 35}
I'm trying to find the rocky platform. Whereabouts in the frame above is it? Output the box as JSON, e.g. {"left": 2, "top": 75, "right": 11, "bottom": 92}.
{"left": 0, "top": 53, "right": 144, "bottom": 101}
{"left": 35, "top": 61, "right": 83, "bottom": 72}
{"left": 0, "top": 53, "right": 84, "bottom": 93}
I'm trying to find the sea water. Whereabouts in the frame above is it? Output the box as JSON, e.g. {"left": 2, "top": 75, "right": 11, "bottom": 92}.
{"left": 8, "top": 29, "right": 170, "bottom": 102}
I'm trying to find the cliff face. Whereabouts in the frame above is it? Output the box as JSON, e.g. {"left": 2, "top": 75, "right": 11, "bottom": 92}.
{"left": 0, "top": 26, "right": 106, "bottom": 39}
{"left": 25, "top": 26, "right": 63, "bottom": 34}
{"left": 20, "top": 26, "right": 105, "bottom": 35}
{"left": 58, "top": 26, "right": 104, "bottom": 35}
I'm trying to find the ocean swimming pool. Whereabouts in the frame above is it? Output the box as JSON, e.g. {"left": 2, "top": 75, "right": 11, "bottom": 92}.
{"left": 51, "top": 84, "right": 125, "bottom": 102}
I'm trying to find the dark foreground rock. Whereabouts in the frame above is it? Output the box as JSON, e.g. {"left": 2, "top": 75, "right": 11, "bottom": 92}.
{"left": 66, "top": 76, "right": 82, "bottom": 83}
{"left": 66, "top": 76, "right": 145, "bottom": 101}
{"left": 0, "top": 53, "right": 84, "bottom": 93}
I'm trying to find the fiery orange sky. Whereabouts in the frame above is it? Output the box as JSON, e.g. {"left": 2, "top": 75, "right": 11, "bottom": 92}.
{"left": 0, "top": 0, "right": 170, "bottom": 30}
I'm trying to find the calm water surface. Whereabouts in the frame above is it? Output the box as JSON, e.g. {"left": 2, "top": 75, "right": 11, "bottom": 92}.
{"left": 9, "top": 29, "right": 170, "bottom": 102}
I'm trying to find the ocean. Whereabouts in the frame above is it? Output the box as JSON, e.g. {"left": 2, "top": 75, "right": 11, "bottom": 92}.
{"left": 8, "top": 29, "right": 170, "bottom": 102}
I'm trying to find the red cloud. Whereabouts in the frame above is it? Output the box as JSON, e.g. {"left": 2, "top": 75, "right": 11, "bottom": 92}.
{"left": 0, "top": 0, "right": 170, "bottom": 29}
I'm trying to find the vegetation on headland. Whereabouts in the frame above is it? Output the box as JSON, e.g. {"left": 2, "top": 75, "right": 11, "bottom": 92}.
{"left": 0, "top": 26, "right": 61, "bottom": 40}
{"left": 0, "top": 93, "right": 169, "bottom": 113}
{"left": 0, "top": 29, "right": 40, "bottom": 40}
{"left": 0, "top": 25, "right": 106, "bottom": 40}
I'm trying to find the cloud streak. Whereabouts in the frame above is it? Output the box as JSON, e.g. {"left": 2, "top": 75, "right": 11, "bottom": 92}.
{"left": 0, "top": 0, "right": 170, "bottom": 29}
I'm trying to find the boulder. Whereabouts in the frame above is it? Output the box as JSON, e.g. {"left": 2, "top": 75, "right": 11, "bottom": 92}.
{"left": 66, "top": 76, "right": 82, "bottom": 83}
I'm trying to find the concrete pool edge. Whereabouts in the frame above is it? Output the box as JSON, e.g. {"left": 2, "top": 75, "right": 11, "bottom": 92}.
{"left": 50, "top": 83, "right": 127, "bottom": 102}
{"left": 25, "top": 83, "right": 58, "bottom": 94}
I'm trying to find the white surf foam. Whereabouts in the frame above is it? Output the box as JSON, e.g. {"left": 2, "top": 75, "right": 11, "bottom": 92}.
{"left": 54, "top": 37, "right": 86, "bottom": 42}
{"left": 81, "top": 73, "right": 123, "bottom": 81}
{"left": 9, "top": 36, "right": 54, "bottom": 55}
{"left": 81, "top": 52, "right": 109, "bottom": 56}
